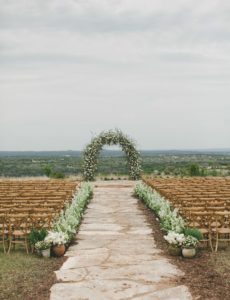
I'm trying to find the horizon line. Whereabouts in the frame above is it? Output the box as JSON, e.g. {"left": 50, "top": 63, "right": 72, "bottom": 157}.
{"left": 0, "top": 148, "right": 230, "bottom": 152}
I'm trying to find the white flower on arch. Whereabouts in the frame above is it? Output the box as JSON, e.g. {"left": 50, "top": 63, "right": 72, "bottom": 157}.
{"left": 83, "top": 129, "right": 142, "bottom": 181}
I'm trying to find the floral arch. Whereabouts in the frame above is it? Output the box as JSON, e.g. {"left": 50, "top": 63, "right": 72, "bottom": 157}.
{"left": 82, "top": 129, "right": 142, "bottom": 181}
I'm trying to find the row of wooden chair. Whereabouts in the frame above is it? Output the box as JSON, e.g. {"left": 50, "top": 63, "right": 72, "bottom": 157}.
{"left": 143, "top": 177, "right": 230, "bottom": 188}
{"left": 0, "top": 179, "right": 79, "bottom": 253}
{"left": 0, "top": 181, "right": 79, "bottom": 222}
{"left": 0, "top": 180, "right": 79, "bottom": 195}
{"left": 0, "top": 200, "right": 67, "bottom": 208}
{"left": 0, "top": 213, "right": 54, "bottom": 254}
{"left": 0, "top": 202, "right": 67, "bottom": 221}
{"left": 143, "top": 178, "right": 230, "bottom": 210}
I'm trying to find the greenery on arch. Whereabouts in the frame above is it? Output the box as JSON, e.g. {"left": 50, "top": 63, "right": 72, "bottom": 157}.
{"left": 83, "top": 129, "right": 142, "bottom": 181}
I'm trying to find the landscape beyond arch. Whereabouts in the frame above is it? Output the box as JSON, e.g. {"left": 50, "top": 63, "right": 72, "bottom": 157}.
{"left": 82, "top": 129, "right": 142, "bottom": 181}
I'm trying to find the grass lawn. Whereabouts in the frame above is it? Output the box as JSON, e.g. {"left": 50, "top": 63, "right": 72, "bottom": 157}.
{"left": 0, "top": 245, "right": 65, "bottom": 300}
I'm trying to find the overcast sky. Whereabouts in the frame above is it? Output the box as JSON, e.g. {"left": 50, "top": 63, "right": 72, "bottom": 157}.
{"left": 0, "top": 0, "right": 229, "bottom": 151}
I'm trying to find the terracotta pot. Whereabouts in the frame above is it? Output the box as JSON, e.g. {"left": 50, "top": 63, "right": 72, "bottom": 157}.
{"left": 168, "top": 245, "right": 182, "bottom": 256}
{"left": 52, "top": 244, "right": 65, "bottom": 257}
{"left": 182, "top": 248, "right": 196, "bottom": 258}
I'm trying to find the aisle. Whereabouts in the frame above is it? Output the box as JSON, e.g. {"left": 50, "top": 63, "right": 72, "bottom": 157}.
{"left": 50, "top": 181, "right": 192, "bottom": 300}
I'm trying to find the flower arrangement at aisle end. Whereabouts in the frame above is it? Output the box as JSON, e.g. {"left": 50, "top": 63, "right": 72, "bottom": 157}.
{"left": 181, "top": 235, "right": 199, "bottom": 258}
{"left": 35, "top": 240, "right": 51, "bottom": 250}
{"left": 182, "top": 235, "right": 199, "bottom": 249}
{"left": 35, "top": 240, "right": 51, "bottom": 258}
{"left": 164, "top": 231, "right": 185, "bottom": 247}
{"left": 164, "top": 232, "right": 199, "bottom": 258}
{"left": 164, "top": 231, "right": 185, "bottom": 256}
{"left": 44, "top": 231, "right": 68, "bottom": 246}
{"left": 44, "top": 231, "right": 68, "bottom": 257}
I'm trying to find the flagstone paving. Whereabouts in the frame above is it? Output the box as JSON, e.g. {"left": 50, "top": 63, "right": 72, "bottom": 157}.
{"left": 50, "top": 181, "right": 192, "bottom": 300}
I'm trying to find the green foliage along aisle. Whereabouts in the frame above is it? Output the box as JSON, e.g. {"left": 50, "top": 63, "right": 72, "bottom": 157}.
{"left": 52, "top": 182, "right": 93, "bottom": 244}
{"left": 134, "top": 182, "right": 185, "bottom": 233}
{"left": 28, "top": 183, "right": 93, "bottom": 256}
{"left": 134, "top": 182, "right": 202, "bottom": 254}
{"left": 82, "top": 129, "right": 142, "bottom": 181}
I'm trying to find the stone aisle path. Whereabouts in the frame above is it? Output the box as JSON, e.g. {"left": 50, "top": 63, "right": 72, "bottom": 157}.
{"left": 50, "top": 181, "right": 192, "bottom": 300}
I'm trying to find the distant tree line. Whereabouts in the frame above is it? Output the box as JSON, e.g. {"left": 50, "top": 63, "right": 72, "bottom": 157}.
{"left": 0, "top": 153, "right": 229, "bottom": 177}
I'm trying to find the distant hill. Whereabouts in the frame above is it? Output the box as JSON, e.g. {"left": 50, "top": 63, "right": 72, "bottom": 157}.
{"left": 0, "top": 149, "right": 230, "bottom": 157}
{"left": 140, "top": 149, "right": 230, "bottom": 156}
{"left": 0, "top": 151, "right": 82, "bottom": 157}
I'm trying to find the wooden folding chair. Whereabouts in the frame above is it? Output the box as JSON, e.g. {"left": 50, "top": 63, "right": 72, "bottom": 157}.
{"left": 31, "top": 213, "right": 53, "bottom": 231}
{"left": 189, "top": 211, "right": 213, "bottom": 251}
{"left": 212, "top": 212, "right": 230, "bottom": 252}
{"left": 7, "top": 214, "right": 32, "bottom": 254}
{"left": 0, "top": 215, "right": 8, "bottom": 253}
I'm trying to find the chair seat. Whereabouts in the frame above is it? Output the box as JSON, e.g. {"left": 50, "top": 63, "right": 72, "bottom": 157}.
{"left": 216, "top": 228, "right": 230, "bottom": 234}
{"left": 212, "top": 228, "right": 230, "bottom": 234}
{"left": 12, "top": 230, "right": 25, "bottom": 236}
{"left": 200, "top": 228, "right": 209, "bottom": 234}
{"left": 12, "top": 229, "right": 30, "bottom": 236}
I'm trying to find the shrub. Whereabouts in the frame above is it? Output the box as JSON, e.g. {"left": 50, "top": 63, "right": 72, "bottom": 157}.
{"left": 51, "top": 172, "right": 65, "bottom": 179}
{"left": 42, "top": 165, "right": 65, "bottom": 179}
{"left": 28, "top": 228, "right": 48, "bottom": 246}
{"left": 43, "top": 165, "right": 52, "bottom": 177}
{"left": 189, "top": 164, "right": 201, "bottom": 176}
{"left": 183, "top": 227, "right": 203, "bottom": 241}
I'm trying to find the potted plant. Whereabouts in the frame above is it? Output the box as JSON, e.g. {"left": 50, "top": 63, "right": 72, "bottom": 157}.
{"left": 28, "top": 228, "right": 48, "bottom": 253}
{"left": 35, "top": 240, "right": 51, "bottom": 258}
{"left": 164, "top": 231, "right": 185, "bottom": 256}
{"left": 44, "top": 231, "right": 67, "bottom": 257}
{"left": 181, "top": 235, "right": 199, "bottom": 258}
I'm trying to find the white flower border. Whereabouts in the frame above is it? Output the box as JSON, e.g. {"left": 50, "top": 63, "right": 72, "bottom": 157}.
{"left": 83, "top": 129, "right": 142, "bottom": 181}
{"left": 134, "top": 183, "right": 202, "bottom": 250}
{"left": 134, "top": 182, "right": 185, "bottom": 233}
{"left": 52, "top": 182, "right": 93, "bottom": 243}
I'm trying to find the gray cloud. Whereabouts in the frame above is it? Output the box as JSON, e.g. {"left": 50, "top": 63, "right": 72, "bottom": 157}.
{"left": 0, "top": 52, "right": 118, "bottom": 65}
{"left": 0, "top": 0, "right": 230, "bottom": 150}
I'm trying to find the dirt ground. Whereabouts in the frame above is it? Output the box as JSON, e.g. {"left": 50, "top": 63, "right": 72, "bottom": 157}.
{"left": 138, "top": 201, "right": 230, "bottom": 300}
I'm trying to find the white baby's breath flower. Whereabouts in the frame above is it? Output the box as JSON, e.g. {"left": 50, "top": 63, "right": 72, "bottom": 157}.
{"left": 83, "top": 129, "right": 141, "bottom": 180}
{"left": 164, "top": 231, "right": 185, "bottom": 246}
{"left": 45, "top": 231, "right": 67, "bottom": 245}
